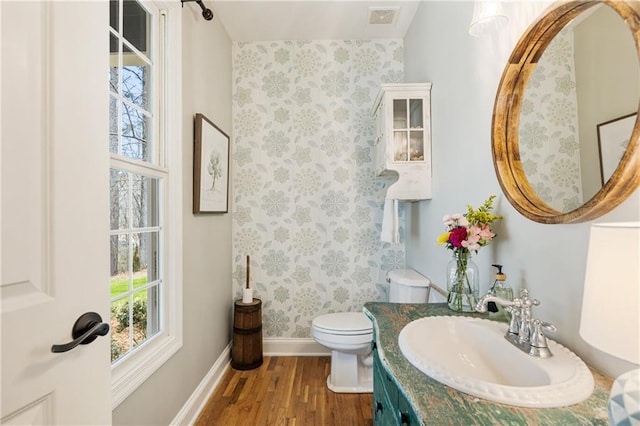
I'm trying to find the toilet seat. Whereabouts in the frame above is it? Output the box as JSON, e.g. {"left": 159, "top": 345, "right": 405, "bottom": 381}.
{"left": 312, "top": 312, "right": 373, "bottom": 335}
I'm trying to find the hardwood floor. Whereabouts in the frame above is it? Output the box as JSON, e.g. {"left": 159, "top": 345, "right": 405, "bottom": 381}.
{"left": 195, "top": 356, "right": 374, "bottom": 426}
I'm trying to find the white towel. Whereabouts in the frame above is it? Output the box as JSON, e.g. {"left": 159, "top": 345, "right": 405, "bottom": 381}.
{"left": 381, "top": 198, "right": 399, "bottom": 243}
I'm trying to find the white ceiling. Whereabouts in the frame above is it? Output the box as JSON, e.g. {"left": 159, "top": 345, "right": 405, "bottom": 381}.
{"left": 210, "top": 1, "right": 421, "bottom": 41}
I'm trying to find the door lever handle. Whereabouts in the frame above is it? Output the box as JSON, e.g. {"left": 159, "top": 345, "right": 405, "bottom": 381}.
{"left": 51, "top": 312, "right": 110, "bottom": 353}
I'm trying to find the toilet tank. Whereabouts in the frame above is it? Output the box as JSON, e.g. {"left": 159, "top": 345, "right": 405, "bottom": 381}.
{"left": 387, "top": 269, "right": 431, "bottom": 303}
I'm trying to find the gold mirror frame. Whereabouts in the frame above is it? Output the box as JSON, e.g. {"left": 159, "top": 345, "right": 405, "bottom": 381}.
{"left": 492, "top": 0, "right": 640, "bottom": 224}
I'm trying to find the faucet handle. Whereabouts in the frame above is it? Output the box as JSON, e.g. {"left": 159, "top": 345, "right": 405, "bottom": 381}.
{"left": 518, "top": 289, "right": 540, "bottom": 308}
{"left": 530, "top": 319, "right": 556, "bottom": 358}
{"left": 533, "top": 319, "right": 556, "bottom": 334}
{"left": 504, "top": 306, "right": 520, "bottom": 335}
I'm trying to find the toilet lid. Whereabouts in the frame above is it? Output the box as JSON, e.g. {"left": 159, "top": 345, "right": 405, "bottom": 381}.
{"left": 388, "top": 269, "right": 431, "bottom": 287}
{"left": 312, "top": 312, "right": 373, "bottom": 334}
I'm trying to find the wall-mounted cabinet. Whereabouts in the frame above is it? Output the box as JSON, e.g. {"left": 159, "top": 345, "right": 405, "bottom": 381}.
{"left": 372, "top": 83, "right": 432, "bottom": 201}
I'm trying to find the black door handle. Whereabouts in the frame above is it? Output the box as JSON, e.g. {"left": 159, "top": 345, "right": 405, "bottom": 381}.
{"left": 51, "top": 312, "right": 110, "bottom": 353}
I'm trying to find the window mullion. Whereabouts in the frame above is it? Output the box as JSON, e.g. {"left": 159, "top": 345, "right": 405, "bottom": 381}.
{"left": 121, "top": 38, "right": 153, "bottom": 66}
{"left": 127, "top": 173, "right": 134, "bottom": 353}
{"left": 110, "top": 154, "right": 168, "bottom": 177}
{"left": 113, "top": 95, "right": 152, "bottom": 118}
{"left": 128, "top": 292, "right": 134, "bottom": 352}
{"left": 127, "top": 173, "right": 134, "bottom": 294}
{"left": 117, "top": 1, "right": 123, "bottom": 156}
{"left": 111, "top": 226, "right": 161, "bottom": 236}
{"left": 158, "top": 10, "right": 167, "bottom": 168}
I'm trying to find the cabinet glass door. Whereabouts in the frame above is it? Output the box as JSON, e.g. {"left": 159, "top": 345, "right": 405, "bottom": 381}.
{"left": 393, "top": 98, "right": 424, "bottom": 162}
{"left": 393, "top": 131, "right": 407, "bottom": 161}
{"left": 393, "top": 99, "right": 407, "bottom": 128}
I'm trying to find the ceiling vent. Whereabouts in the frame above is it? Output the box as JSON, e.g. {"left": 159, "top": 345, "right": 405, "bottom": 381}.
{"left": 369, "top": 7, "right": 399, "bottom": 25}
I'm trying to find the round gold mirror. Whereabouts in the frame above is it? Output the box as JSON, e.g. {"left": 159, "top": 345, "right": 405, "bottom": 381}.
{"left": 492, "top": 0, "right": 640, "bottom": 224}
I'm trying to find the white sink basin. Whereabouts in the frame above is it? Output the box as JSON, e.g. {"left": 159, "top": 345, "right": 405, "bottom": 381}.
{"left": 398, "top": 316, "right": 594, "bottom": 408}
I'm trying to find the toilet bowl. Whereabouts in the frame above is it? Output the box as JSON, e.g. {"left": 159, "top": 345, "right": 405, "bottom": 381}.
{"left": 312, "top": 268, "right": 431, "bottom": 393}
{"left": 311, "top": 312, "right": 374, "bottom": 393}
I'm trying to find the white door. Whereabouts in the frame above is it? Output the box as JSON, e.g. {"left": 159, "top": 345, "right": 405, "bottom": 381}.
{"left": 1, "top": 1, "right": 111, "bottom": 424}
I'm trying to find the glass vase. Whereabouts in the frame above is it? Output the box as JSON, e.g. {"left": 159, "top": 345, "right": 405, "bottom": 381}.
{"left": 446, "top": 251, "right": 479, "bottom": 312}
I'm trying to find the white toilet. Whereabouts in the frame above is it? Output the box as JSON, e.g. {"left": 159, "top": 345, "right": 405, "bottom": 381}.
{"left": 311, "top": 268, "right": 431, "bottom": 393}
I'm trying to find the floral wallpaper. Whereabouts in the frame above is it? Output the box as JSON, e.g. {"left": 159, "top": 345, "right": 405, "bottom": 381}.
{"left": 231, "top": 40, "right": 405, "bottom": 338}
{"left": 519, "top": 28, "right": 584, "bottom": 212}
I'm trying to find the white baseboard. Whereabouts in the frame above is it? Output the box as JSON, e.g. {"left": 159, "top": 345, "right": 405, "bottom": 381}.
{"left": 170, "top": 343, "right": 231, "bottom": 426}
{"left": 263, "top": 338, "right": 330, "bottom": 356}
{"left": 170, "top": 338, "right": 329, "bottom": 425}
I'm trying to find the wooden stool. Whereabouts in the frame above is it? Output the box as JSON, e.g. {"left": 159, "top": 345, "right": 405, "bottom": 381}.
{"left": 231, "top": 298, "right": 263, "bottom": 370}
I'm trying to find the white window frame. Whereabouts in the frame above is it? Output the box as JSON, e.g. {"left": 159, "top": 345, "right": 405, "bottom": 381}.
{"left": 109, "top": 0, "right": 183, "bottom": 409}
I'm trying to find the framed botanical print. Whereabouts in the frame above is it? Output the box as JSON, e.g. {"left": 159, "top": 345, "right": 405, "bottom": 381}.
{"left": 193, "top": 113, "right": 230, "bottom": 214}
{"left": 597, "top": 113, "right": 636, "bottom": 185}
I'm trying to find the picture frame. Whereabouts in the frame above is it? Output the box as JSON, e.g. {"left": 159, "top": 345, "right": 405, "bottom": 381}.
{"left": 597, "top": 112, "right": 636, "bottom": 185}
{"left": 193, "top": 113, "right": 230, "bottom": 214}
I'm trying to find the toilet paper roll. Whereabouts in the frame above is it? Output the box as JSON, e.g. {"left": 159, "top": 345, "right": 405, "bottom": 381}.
{"left": 242, "top": 288, "right": 254, "bottom": 304}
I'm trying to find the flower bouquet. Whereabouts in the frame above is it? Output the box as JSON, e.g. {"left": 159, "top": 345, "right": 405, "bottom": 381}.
{"left": 437, "top": 195, "right": 502, "bottom": 312}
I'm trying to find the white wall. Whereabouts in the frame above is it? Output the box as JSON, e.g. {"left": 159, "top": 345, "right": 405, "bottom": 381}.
{"left": 112, "top": 7, "right": 233, "bottom": 425}
{"left": 403, "top": 1, "right": 639, "bottom": 378}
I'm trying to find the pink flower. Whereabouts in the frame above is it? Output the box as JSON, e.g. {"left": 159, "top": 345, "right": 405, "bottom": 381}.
{"left": 443, "top": 213, "right": 469, "bottom": 228}
{"left": 462, "top": 240, "right": 481, "bottom": 252}
{"left": 462, "top": 228, "right": 481, "bottom": 251}
{"left": 454, "top": 214, "right": 469, "bottom": 227}
{"left": 468, "top": 225, "right": 482, "bottom": 236}
{"left": 436, "top": 196, "right": 501, "bottom": 255}
{"left": 479, "top": 225, "right": 495, "bottom": 241}
{"left": 448, "top": 227, "right": 468, "bottom": 248}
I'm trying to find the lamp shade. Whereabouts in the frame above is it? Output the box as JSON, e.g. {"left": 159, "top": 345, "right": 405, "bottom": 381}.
{"left": 468, "top": 1, "right": 508, "bottom": 37}
{"left": 579, "top": 222, "right": 640, "bottom": 364}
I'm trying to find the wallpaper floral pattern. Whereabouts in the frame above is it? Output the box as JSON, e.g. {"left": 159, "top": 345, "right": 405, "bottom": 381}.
{"left": 231, "top": 40, "right": 405, "bottom": 338}
{"left": 519, "top": 28, "right": 584, "bottom": 212}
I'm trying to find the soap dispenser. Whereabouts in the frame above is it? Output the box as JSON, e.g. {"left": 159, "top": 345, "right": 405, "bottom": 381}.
{"left": 488, "top": 264, "right": 513, "bottom": 321}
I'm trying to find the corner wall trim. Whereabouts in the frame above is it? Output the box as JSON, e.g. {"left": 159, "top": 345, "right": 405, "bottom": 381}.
{"left": 169, "top": 343, "right": 231, "bottom": 426}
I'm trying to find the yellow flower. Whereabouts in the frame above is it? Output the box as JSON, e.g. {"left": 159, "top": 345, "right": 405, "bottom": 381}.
{"left": 437, "top": 232, "right": 450, "bottom": 246}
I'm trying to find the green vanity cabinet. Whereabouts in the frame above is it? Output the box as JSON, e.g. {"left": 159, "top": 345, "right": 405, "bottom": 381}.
{"left": 373, "top": 348, "right": 396, "bottom": 425}
{"left": 365, "top": 302, "right": 612, "bottom": 425}
{"left": 373, "top": 341, "right": 420, "bottom": 425}
{"left": 397, "top": 386, "right": 420, "bottom": 425}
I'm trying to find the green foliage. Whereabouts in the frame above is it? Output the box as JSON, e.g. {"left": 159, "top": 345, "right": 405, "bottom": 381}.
{"left": 111, "top": 298, "right": 147, "bottom": 334}
{"left": 110, "top": 297, "right": 149, "bottom": 362}
{"left": 111, "top": 339, "right": 123, "bottom": 362}
{"left": 465, "top": 195, "right": 502, "bottom": 226}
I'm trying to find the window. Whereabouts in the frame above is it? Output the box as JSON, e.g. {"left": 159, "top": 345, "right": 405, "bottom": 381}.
{"left": 109, "top": 0, "right": 182, "bottom": 407}
{"left": 109, "top": 171, "right": 161, "bottom": 362}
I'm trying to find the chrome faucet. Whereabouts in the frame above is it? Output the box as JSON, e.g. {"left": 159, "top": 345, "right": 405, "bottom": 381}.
{"left": 475, "top": 289, "right": 556, "bottom": 358}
